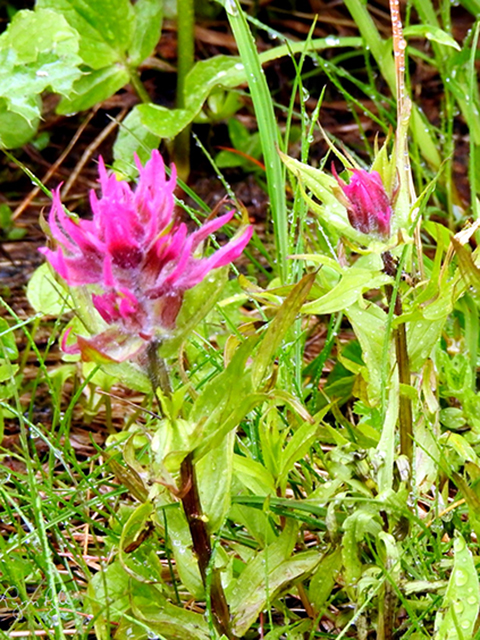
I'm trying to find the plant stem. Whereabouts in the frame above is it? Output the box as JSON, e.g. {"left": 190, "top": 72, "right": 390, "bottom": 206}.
{"left": 174, "top": 0, "right": 195, "bottom": 181}
{"left": 129, "top": 68, "right": 151, "bottom": 104}
{"left": 180, "top": 453, "right": 233, "bottom": 639}
{"left": 382, "top": 251, "right": 413, "bottom": 461}
{"left": 146, "top": 338, "right": 172, "bottom": 400}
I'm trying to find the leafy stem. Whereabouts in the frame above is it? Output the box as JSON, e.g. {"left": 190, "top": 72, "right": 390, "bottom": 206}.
{"left": 382, "top": 251, "right": 413, "bottom": 461}
{"left": 180, "top": 452, "right": 233, "bottom": 639}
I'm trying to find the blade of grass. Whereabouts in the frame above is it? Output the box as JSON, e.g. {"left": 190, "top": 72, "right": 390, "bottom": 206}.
{"left": 225, "top": 0, "right": 290, "bottom": 284}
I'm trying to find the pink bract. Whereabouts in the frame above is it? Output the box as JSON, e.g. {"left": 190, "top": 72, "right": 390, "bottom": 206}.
{"left": 332, "top": 166, "right": 392, "bottom": 238}
{"left": 40, "top": 150, "right": 253, "bottom": 343}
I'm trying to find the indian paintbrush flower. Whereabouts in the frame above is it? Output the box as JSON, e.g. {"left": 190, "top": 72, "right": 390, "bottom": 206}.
{"left": 332, "top": 165, "right": 392, "bottom": 239}
{"left": 40, "top": 150, "right": 253, "bottom": 360}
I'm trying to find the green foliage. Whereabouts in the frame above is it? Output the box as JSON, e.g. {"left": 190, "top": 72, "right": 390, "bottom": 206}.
{"left": 5, "top": 0, "right": 480, "bottom": 638}
{"left": 0, "top": 8, "right": 81, "bottom": 147}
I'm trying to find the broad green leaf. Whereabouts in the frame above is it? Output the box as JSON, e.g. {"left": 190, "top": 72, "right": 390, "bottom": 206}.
{"left": 0, "top": 103, "right": 39, "bottom": 149}
{"left": 452, "top": 472, "right": 480, "bottom": 541}
{"left": 233, "top": 453, "right": 276, "bottom": 495}
{"left": 113, "top": 106, "right": 161, "bottom": 178}
{"left": 27, "top": 263, "right": 69, "bottom": 316}
{"left": 407, "top": 315, "right": 447, "bottom": 371}
{"left": 138, "top": 37, "right": 363, "bottom": 140}
{"left": 404, "top": 25, "right": 461, "bottom": 50}
{"left": 0, "top": 8, "right": 81, "bottom": 141}
{"left": 36, "top": 0, "right": 135, "bottom": 69}
{"left": 87, "top": 562, "right": 132, "bottom": 630}
{"left": 128, "top": 0, "right": 163, "bottom": 67}
{"left": 230, "top": 526, "right": 319, "bottom": 637}
{"left": 0, "top": 318, "right": 18, "bottom": 360}
{"left": 130, "top": 590, "right": 210, "bottom": 640}
{"left": 197, "top": 432, "right": 234, "bottom": 532}
{"left": 440, "top": 432, "right": 479, "bottom": 465}
{"left": 156, "top": 499, "right": 204, "bottom": 598}
{"left": 0, "top": 362, "right": 19, "bottom": 383}
{"left": 138, "top": 104, "right": 195, "bottom": 139}
{"left": 302, "top": 268, "right": 391, "bottom": 315}
{"left": 152, "top": 417, "right": 203, "bottom": 474}
{"left": 252, "top": 273, "right": 315, "bottom": 388}
{"left": 308, "top": 547, "right": 342, "bottom": 612}
{"left": 118, "top": 502, "right": 164, "bottom": 584}
{"left": 57, "top": 65, "right": 130, "bottom": 114}
{"left": 342, "top": 508, "right": 383, "bottom": 597}
{"left": 345, "top": 302, "right": 389, "bottom": 400}
{"left": 434, "top": 532, "right": 480, "bottom": 640}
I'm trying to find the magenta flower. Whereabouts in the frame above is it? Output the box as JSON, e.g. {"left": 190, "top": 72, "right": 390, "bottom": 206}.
{"left": 332, "top": 165, "right": 392, "bottom": 238}
{"left": 40, "top": 150, "right": 252, "bottom": 359}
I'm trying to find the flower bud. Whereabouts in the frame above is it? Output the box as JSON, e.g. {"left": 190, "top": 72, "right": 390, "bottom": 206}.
{"left": 332, "top": 165, "right": 392, "bottom": 238}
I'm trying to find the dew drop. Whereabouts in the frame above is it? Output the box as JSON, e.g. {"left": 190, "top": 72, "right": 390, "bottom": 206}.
{"left": 224, "top": 0, "right": 238, "bottom": 15}
{"left": 453, "top": 600, "right": 464, "bottom": 614}
{"left": 455, "top": 569, "right": 468, "bottom": 586}
{"left": 325, "top": 36, "right": 340, "bottom": 46}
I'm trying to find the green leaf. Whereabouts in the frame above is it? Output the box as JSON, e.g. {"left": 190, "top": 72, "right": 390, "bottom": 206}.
{"left": 233, "top": 453, "right": 276, "bottom": 495}
{"left": 130, "top": 589, "right": 210, "bottom": 640}
{"left": 278, "top": 421, "right": 319, "bottom": 493}
{"left": 404, "top": 24, "right": 461, "bottom": 50}
{"left": 0, "top": 362, "right": 19, "bottom": 383}
{"left": 36, "top": 0, "right": 135, "bottom": 69}
{"left": 341, "top": 508, "right": 383, "bottom": 596}
{"left": 118, "top": 502, "right": 164, "bottom": 584}
{"left": 159, "top": 267, "right": 229, "bottom": 358}
{"left": 113, "top": 106, "right": 162, "bottom": 178}
{"left": 0, "top": 105, "right": 39, "bottom": 149}
{"left": 156, "top": 499, "right": 204, "bottom": 598}
{"left": 345, "top": 302, "right": 389, "bottom": 400}
{"left": 27, "top": 263, "right": 69, "bottom": 316}
{"left": 0, "top": 8, "right": 81, "bottom": 143}
{"left": 252, "top": 273, "right": 315, "bottom": 388}
{"left": 229, "top": 521, "right": 319, "bottom": 637}
{"left": 0, "top": 318, "right": 18, "bottom": 360}
{"left": 191, "top": 336, "right": 262, "bottom": 459}
{"left": 434, "top": 532, "right": 480, "bottom": 640}
{"left": 302, "top": 268, "right": 391, "bottom": 315}
{"left": 57, "top": 65, "right": 130, "bottom": 114}
{"left": 280, "top": 151, "right": 364, "bottom": 243}
{"left": 452, "top": 237, "right": 480, "bottom": 296}
{"left": 197, "top": 432, "right": 234, "bottom": 533}
{"left": 138, "top": 104, "right": 195, "bottom": 139}
{"left": 407, "top": 315, "right": 447, "bottom": 371}
{"left": 308, "top": 547, "right": 342, "bottom": 613}
{"left": 128, "top": 0, "right": 163, "bottom": 67}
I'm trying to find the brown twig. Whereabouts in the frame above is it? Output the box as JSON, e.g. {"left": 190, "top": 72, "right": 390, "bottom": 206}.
{"left": 60, "top": 108, "right": 128, "bottom": 200}
{"left": 12, "top": 108, "right": 98, "bottom": 220}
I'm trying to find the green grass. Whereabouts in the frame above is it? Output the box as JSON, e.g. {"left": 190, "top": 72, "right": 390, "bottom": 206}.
{"left": 1, "top": 1, "right": 480, "bottom": 639}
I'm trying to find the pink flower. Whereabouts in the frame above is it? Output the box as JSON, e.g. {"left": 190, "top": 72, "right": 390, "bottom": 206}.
{"left": 332, "top": 165, "right": 392, "bottom": 238}
{"left": 40, "top": 150, "right": 253, "bottom": 357}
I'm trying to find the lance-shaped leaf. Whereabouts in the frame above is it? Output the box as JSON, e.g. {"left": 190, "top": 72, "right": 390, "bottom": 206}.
{"left": 434, "top": 532, "right": 480, "bottom": 640}
{"left": 252, "top": 272, "right": 315, "bottom": 388}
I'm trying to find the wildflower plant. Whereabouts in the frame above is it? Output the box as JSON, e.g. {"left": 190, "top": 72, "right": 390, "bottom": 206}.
{"left": 39, "top": 150, "right": 252, "bottom": 364}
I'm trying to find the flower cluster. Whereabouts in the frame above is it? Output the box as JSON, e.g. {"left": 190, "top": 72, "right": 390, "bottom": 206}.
{"left": 40, "top": 151, "right": 252, "bottom": 357}
{"left": 332, "top": 165, "right": 392, "bottom": 238}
